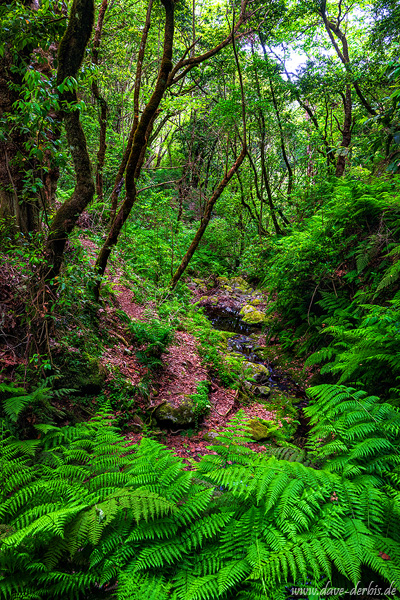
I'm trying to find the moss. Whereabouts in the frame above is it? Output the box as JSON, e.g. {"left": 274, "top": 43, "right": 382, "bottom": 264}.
{"left": 246, "top": 362, "right": 269, "bottom": 379}
{"left": 155, "top": 399, "right": 198, "bottom": 426}
{"left": 202, "top": 430, "right": 220, "bottom": 442}
{"left": 249, "top": 416, "right": 297, "bottom": 443}
{"left": 248, "top": 418, "right": 279, "bottom": 441}
{"left": 249, "top": 298, "right": 262, "bottom": 306}
{"left": 239, "top": 304, "right": 266, "bottom": 324}
{"left": 56, "top": 354, "right": 106, "bottom": 394}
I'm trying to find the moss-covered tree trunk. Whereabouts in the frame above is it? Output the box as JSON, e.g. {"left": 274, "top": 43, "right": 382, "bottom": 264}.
{"left": 92, "top": 0, "right": 109, "bottom": 202}
{"left": 45, "top": 0, "right": 95, "bottom": 282}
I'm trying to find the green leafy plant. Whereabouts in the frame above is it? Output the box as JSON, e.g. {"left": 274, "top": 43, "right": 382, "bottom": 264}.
{"left": 189, "top": 381, "right": 210, "bottom": 429}
{"left": 0, "top": 380, "right": 70, "bottom": 430}
{"left": 0, "top": 391, "right": 400, "bottom": 599}
{"left": 127, "top": 318, "right": 174, "bottom": 369}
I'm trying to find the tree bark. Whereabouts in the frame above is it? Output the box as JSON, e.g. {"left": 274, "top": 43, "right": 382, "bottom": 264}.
{"left": 92, "top": 0, "right": 109, "bottom": 201}
{"left": 319, "top": 2, "right": 376, "bottom": 116}
{"left": 108, "top": 0, "right": 154, "bottom": 225}
{"left": 335, "top": 85, "right": 352, "bottom": 177}
{"left": 45, "top": 0, "right": 95, "bottom": 282}
{"left": 95, "top": 0, "right": 174, "bottom": 292}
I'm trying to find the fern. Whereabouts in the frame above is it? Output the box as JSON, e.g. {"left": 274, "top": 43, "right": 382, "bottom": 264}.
{"left": 1, "top": 400, "right": 400, "bottom": 599}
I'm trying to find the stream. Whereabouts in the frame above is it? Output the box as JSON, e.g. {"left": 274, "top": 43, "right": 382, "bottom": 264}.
{"left": 205, "top": 305, "right": 310, "bottom": 444}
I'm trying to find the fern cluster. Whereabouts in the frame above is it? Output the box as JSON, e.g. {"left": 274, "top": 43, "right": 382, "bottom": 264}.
{"left": 1, "top": 388, "right": 400, "bottom": 599}
{"left": 305, "top": 292, "right": 400, "bottom": 399}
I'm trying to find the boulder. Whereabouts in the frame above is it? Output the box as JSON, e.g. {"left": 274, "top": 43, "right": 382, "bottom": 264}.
{"left": 239, "top": 304, "right": 266, "bottom": 324}
{"left": 246, "top": 362, "right": 269, "bottom": 379}
{"left": 56, "top": 354, "right": 106, "bottom": 394}
{"left": 249, "top": 298, "right": 262, "bottom": 306}
{"left": 154, "top": 398, "right": 209, "bottom": 427}
{"left": 253, "top": 385, "right": 271, "bottom": 397}
{"left": 248, "top": 418, "right": 279, "bottom": 441}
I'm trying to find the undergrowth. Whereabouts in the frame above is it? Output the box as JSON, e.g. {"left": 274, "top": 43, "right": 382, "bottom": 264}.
{"left": 0, "top": 383, "right": 399, "bottom": 599}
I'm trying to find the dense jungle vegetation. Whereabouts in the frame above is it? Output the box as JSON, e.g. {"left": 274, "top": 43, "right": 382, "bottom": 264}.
{"left": 1, "top": 0, "right": 400, "bottom": 597}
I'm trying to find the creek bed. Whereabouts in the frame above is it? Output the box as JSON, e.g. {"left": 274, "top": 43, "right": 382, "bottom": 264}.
{"left": 204, "top": 305, "right": 310, "bottom": 444}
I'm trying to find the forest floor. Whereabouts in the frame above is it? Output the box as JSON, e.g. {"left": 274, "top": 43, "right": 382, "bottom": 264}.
{"left": 0, "top": 235, "right": 315, "bottom": 462}
{"left": 101, "top": 275, "right": 314, "bottom": 464}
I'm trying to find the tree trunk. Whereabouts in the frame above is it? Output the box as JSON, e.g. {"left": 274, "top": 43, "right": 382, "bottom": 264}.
{"left": 45, "top": 0, "right": 95, "bottom": 282}
{"left": 108, "top": 0, "right": 154, "bottom": 225}
{"left": 335, "top": 85, "right": 352, "bottom": 177}
{"left": 95, "top": 0, "right": 174, "bottom": 293}
{"left": 92, "top": 0, "right": 109, "bottom": 201}
{"left": 170, "top": 145, "right": 247, "bottom": 289}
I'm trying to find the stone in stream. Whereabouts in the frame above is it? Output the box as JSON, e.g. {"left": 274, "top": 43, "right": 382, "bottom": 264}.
{"left": 239, "top": 304, "right": 266, "bottom": 324}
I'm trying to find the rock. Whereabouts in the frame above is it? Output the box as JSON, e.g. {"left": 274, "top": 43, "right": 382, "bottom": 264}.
{"left": 239, "top": 304, "right": 266, "bottom": 324}
{"left": 246, "top": 362, "right": 269, "bottom": 379}
{"left": 193, "top": 278, "right": 205, "bottom": 287}
{"left": 248, "top": 418, "right": 279, "bottom": 441}
{"left": 202, "top": 430, "right": 220, "bottom": 442}
{"left": 154, "top": 398, "right": 209, "bottom": 427}
{"left": 254, "top": 385, "right": 271, "bottom": 397}
{"left": 231, "top": 276, "right": 251, "bottom": 292}
{"left": 56, "top": 355, "right": 106, "bottom": 394}
{"left": 249, "top": 298, "right": 262, "bottom": 306}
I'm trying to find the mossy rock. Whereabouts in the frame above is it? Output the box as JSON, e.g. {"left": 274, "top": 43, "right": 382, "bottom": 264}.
{"left": 239, "top": 304, "right": 266, "bottom": 324}
{"left": 154, "top": 398, "right": 208, "bottom": 427}
{"left": 253, "top": 385, "right": 271, "bottom": 397}
{"left": 249, "top": 298, "right": 262, "bottom": 306}
{"left": 246, "top": 362, "right": 269, "bottom": 379}
{"left": 56, "top": 355, "right": 106, "bottom": 394}
{"left": 193, "top": 278, "right": 205, "bottom": 287}
{"left": 202, "top": 430, "right": 220, "bottom": 442}
{"left": 231, "top": 276, "right": 251, "bottom": 291}
{"left": 248, "top": 418, "right": 279, "bottom": 441}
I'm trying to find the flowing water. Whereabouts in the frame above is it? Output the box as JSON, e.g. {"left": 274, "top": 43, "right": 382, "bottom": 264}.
{"left": 205, "top": 305, "right": 300, "bottom": 393}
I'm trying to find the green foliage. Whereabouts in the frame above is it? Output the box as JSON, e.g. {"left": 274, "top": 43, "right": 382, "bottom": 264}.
{"left": 256, "top": 178, "right": 399, "bottom": 322}
{"left": 306, "top": 384, "right": 400, "bottom": 485}
{"left": 305, "top": 291, "right": 400, "bottom": 399}
{"left": 189, "top": 381, "right": 210, "bottom": 428}
{"left": 127, "top": 318, "right": 174, "bottom": 368}
{"left": 0, "top": 380, "right": 70, "bottom": 432}
{"left": 1, "top": 391, "right": 400, "bottom": 599}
